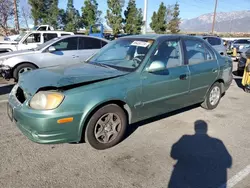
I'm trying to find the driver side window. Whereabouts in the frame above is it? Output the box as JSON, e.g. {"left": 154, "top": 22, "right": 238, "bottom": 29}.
{"left": 150, "top": 40, "right": 182, "bottom": 68}
{"left": 24, "top": 33, "right": 41, "bottom": 44}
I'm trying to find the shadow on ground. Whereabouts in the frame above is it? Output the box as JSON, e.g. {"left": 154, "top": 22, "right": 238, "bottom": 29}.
{"left": 168, "top": 120, "right": 232, "bottom": 188}
{"left": 124, "top": 104, "right": 200, "bottom": 140}
{"left": 234, "top": 78, "right": 244, "bottom": 90}
{"left": 0, "top": 84, "right": 14, "bottom": 95}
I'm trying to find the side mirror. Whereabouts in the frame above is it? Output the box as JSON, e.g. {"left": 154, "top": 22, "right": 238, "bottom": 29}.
{"left": 146, "top": 61, "right": 166, "bottom": 73}
{"left": 48, "top": 46, "right": 56, "bottom": 53}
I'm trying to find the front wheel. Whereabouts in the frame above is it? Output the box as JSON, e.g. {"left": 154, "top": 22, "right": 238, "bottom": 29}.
{"left": 201, "top": 82, "right": 222, "bottom": 110}
{"left": 13, "top": 63, "right": 37, "bottom": 82}
{"left": 85, "top": 104, "right": 127, "bottom": 150}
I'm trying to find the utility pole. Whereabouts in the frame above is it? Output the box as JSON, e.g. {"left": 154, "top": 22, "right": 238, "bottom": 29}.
{"left": 142, "top": 0, "right": 148, "bottom": 34}
{"left": 211, "top": 0, "right": 218, "bottom": 34}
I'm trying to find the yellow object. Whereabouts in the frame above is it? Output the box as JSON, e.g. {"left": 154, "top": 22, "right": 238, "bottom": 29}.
{"left": 57, "top": 117, "right": 74, "bottom": 124}
{"left": 242, "top": 58, "right": 250, "bottom": 86}
{"left": 233, "top": 47, "right": 237, "bottom": 57}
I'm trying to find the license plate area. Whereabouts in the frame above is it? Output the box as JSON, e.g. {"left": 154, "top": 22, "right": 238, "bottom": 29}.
{"left": 7, "top": 103, "right": 13, "bottom": 122}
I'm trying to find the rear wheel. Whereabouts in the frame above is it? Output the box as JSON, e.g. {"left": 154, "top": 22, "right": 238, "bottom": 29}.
{"left": 201, "top": 82, "right": 222, "bottom": 110}
{"left": 85, "top": 104, "right": 127, "bottom": 150}
{"left": 13, "top": 63, "right": 37, "bottom": 82}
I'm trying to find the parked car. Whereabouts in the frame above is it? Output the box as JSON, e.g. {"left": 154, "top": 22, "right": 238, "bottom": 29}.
{"left": 0, "top": 35, "right": 109, "bottom": 81}
{"left": 7, "top": 34, "right": 233, "bottom": 150}
{"left": 232, "top": 39, "right": 250, "bottom": 51}
{"left": 197, "top": 35, "right": 227, "bottom": 56}
{"left": 237, "top": 47, "right": 250, "bottom": 75}
{"left": 0, "top": 31, "right": 74, "bottom": 53}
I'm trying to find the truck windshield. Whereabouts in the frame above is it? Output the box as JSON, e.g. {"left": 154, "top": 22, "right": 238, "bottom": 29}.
{"left": 14, "top": 33, "right": 26, "bottom": 42}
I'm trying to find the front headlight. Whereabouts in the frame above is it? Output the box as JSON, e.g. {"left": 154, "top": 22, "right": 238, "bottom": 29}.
{"left": 29, "top": 91, "right": 64, "bottom": 110}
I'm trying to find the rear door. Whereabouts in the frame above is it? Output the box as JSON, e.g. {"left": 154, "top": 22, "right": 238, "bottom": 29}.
{"left": 183, "top": 39, "right": 219, "bottom": 103}
{"left": 139, "top": 39, "right": 190, "bottom": 119}
{"left": 43, "top": 33, "right": 58, "bottom": 43}
{"left": 38, "top": 37, "right": 79, "bottom": 68}
{"left": 77, "top": 37, "right": 108, "bottom": 62}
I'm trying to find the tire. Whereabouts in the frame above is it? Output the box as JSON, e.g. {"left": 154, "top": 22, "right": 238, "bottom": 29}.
{"left": 85, "top": 104, "right": 127, "bottom": 150}
{"left": 201, "top": 82, "right": 222, "bottom": 110}
{"left": 244, "top": 86, "right": 250, "bottom": 93}
{"left": 237, "top": 70, "right": 244, "bottom": 76}
{"left": 13, "top": 63, "right": 37, "bottom": 82}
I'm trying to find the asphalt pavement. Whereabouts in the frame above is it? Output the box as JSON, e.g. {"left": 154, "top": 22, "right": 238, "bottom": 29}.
{"left": 0, "top": 62, "right": 250, "bottom": 188}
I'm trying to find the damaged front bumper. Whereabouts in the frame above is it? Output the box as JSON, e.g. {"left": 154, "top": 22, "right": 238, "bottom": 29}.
{"left": 0, "top": 65, "right": 12, "bottom": 80}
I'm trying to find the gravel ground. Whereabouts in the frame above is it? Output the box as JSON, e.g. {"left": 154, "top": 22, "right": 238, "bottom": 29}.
{"left": 0, "top": 62, "right": 250, "bottom": 188}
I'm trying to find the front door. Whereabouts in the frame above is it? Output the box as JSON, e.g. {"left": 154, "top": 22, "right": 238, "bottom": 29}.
{"left": 38, "top": 37, "right": 79, "bottom": 68}
{"left": 183, "top": 39, "right": 219, "bottom": 103}
{"left": 18, "top": 33, "right": 42, "bottom": 50}
{"left": 139, "top": 39, "right": 190, "bottom": 120}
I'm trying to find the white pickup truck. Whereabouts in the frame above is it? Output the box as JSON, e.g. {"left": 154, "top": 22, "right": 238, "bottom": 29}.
{"left": 0, "top": 31, "right": 74, "bottom": 53}
{"left": 4, "top": 25, "right": 55, "bottom": 41}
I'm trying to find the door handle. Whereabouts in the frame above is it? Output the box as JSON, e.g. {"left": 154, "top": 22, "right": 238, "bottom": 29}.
{"left": 212, "top": 69, "right": 218, "bottom": 73}
{"left": 179, "top": 74, "right": 188, "bottom": 80}
{"left": 72, "top": 55, "right": 79, "bottom": 58}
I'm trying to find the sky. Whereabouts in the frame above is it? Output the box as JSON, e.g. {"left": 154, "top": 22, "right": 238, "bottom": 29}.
{"left": 20, "top": 0, "right": 250, "bottom": 27}
{"left": 58, "top": 0, "right": 250, "bottom": 20}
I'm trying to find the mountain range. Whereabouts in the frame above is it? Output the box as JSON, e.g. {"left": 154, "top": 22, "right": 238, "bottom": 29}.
{"left": 180, "top": 10, "right": 250, "bottom": 32}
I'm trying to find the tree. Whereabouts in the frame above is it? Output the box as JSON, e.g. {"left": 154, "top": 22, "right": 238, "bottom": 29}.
{"left": 21, "top": 5, "right": 31, "bottom": 30}
{"left": 150, "top": 2, "right": 167, "bottom": 34}
{"left": 81, "top": 0, "right": 102, "bottom": 31}
{"left": 123, "top": 0, "right": 143, "bottom": 34}
{"left": 168, "top": 2, "right": 181, "bottom": 33}
{"left": 0, "top": 0, "right": 14, "bottom": 34}
{"left": 65, "top": 0, "right": 81, "bottom": 32}
{"left": 28, "top": 0, "right": 44, "bottom": 25}
{"left": 13, "top": 0, "right": 20, "bottom": 32}
{"left": 58, "top": 9, "right": 67, "bottom": 29}
{"left": 43, "top": 0, "right": 59, "bottom": 28}
{"left": 106, "top": 0, "right": 124, "bottom": 36}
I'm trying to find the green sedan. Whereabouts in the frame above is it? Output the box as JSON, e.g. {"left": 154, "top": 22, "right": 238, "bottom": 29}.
{"left": 7, "top": 34, "right": 233, "bottom": 150}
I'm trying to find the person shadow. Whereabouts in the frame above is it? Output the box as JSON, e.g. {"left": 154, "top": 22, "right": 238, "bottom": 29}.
{"left": 168, "top": 120, "right": 232, "bottom": 188}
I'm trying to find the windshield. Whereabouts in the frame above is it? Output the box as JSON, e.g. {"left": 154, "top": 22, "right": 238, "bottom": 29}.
{"left": 34, "top": 37, "right": 60, "bottom": 51}
{"left": 87, "top": 38, "right": 154, "bottom": 71}
{"left": 14, "top": 33, "right": 26, "bottom": 42}
{"left": 235, "top": 40, "right": 250, "bottom": 44}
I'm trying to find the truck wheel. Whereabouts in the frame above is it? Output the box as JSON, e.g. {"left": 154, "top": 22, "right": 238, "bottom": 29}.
{"left": 85, "top": 104, "right": 127, "bottom": 150}
{"left": 13, "top": 63, "right": 37, "bottom": 82}
{"left": 201, "top": 82, "right": 222, "bottom": 110}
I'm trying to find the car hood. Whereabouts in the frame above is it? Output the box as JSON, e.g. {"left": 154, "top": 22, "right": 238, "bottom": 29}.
{"left": 0, "top": 50, "right": 35, "bottom": 59}
{"left": 18, "top": 63, "right": 128, "bottom": 95}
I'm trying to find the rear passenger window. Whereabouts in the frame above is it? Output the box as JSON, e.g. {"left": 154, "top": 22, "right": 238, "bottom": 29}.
{"left": 151, "top": 40, "right": 182, "bottom": 68}
{"left": 78, "top": 37, "right": 102, "bottom": 50}
{"left": 184, "top": 40, "right": 206, "bottom": 65}
{"left": 204, "top": 45, "right": 215, "bottom": 60}
{"left": 43, "top": 33, "right": 58, "bottom": 42}
{"left": 205, "top": 37, "right": 221, "bottom": 46}
{"left": 52, "top": 37, "right": 78, "bottom": 51}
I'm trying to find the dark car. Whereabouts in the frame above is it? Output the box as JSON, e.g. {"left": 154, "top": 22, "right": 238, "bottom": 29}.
{"left": 237, "top": 48, "right": 250, "bottom": 75}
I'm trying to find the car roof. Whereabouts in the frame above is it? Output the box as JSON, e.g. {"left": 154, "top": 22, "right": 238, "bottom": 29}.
{"left": 26, "top": 31, "right": 74, "bottom": 34}
{"left": 120, "top": 34, "right": 208, "bottom": 42}
{"left": 195, "top": 35, "right": 222, "bottom": 39}
{"left": 55, "top": 34, "right": 110, "bottom": 42}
